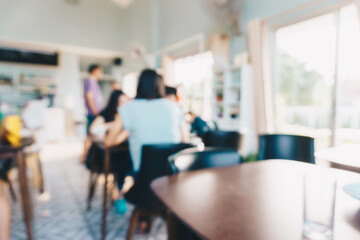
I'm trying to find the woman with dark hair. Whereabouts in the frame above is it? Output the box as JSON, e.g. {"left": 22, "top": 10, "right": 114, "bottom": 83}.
{"left": 86, "top": 90, "right": 132, "bottom": 214}
{"left": 89, "top": 90, "right": 129, "bottom": 140}
{"left": 105, "top": 69, "right": 185, "bottom": 172}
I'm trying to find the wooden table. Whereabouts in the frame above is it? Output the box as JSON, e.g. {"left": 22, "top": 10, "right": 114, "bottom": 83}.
{"left": 151, "top": 160, "right": 360, "bottom": 240}
{"left": 92, "top": 141, "right": 129, "bottom": 240}
{"left": 316, "top": 144, "right": 360, "bottom": 173}
{"left": 0, "top": 138, "right": 34, "bottom": 240}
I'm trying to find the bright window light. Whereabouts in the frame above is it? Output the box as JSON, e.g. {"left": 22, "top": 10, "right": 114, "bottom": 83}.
{"left": 274, "top": 4, "right": 360, "bottom": 149}
{"left": 173, "top": 51, "right": 214, "bottom": 120}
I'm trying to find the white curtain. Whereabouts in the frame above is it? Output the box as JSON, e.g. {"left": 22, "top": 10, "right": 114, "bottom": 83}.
{"left": 355, "top": 0, "right": 360, "bottom": 28}
{"left": 247, "top": 18, "right": 275, "bottom": 134}
{"left": 161, "top": 55, "right": 176, "bottom": 86}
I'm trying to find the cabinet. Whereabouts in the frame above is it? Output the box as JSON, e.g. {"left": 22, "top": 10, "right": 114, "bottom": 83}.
{"left": 212, "top": 64, "right": 252, "bottom": 131}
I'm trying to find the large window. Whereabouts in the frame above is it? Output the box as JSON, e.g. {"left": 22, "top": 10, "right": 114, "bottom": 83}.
{"left": 275, "top": 4, "right": 360, "bottom": 149}
{"left": 173, "top": 52, "right": 214, "bottom": 120}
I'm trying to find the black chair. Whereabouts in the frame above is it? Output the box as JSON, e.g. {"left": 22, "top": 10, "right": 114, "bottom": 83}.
{"left": 125, "top": 143, "right": 194, "bottom": 240}
{"left": 258, "top": 134, "right": 315, "bottom": 164}
{"left": 202, "top": 131, "right": 241, "bottom": 150}
{"left": 168, "top": 147, "right": 242, "bottom": 174}
{"left": 166, "top": 147, "right": 241, "bottom": 240}
{"left": 85, "top": 141, "right": 132, "bottom": 210}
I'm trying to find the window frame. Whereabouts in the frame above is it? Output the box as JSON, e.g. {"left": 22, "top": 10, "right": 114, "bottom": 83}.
{"left": 270, "top": 2, "right": 355, "bottom": 147}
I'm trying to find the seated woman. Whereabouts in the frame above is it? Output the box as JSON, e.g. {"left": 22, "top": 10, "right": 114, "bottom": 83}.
{"left": 89, "top": 90, "right": 129, "bottom": 141}
{"left": 105, "top": 69, "right": 185, "bottom": 174}
{"left": 0, "top": 183, "right": 10, "bottom": 240}
{"left": 86, "top": 90, "right": 132, "bottom": 214}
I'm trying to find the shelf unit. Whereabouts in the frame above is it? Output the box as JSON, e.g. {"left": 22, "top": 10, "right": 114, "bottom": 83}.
{"left": 212, "top": 64, "right": 251, "bottom": 131}
{"left": 19, "top": 75, "right": 56, "bottom": 95}
{"left": 0, "top": 64, "right": 57, "bottom": 110}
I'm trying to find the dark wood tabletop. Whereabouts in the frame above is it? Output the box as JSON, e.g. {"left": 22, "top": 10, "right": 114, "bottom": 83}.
{"left": 0, "top": 137, "right": 34, "bottom": 153}
{"left": 151, "top": 160, "right": 360, "bottom": 240}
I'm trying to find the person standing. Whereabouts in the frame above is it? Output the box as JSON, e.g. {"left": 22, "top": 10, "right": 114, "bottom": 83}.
{"left": 84, "top": 64, "right": 104, "bottom": 127}
{"left": 82, "top": 64, "right": 104, "bottom": 162}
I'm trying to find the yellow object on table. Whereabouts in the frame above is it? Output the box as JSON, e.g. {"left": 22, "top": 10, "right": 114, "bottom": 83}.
{"left": 0, "top": 115, "right": 22, "bottom": 145}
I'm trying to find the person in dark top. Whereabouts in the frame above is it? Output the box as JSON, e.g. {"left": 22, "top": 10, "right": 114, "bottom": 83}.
{"left": 86, "top": 90, "right": 132, "bottom": 215}
{"left": 165, "top": 86, "right": 178, "bottom": 102}
{"left": 185, "top": 112, "right": 215, "bottom": 137}
{"left": 89, "top": 90, "right": 129, "bottom": 137}
{"left": 82, "top": 64, "right": 104, "bottom": 163}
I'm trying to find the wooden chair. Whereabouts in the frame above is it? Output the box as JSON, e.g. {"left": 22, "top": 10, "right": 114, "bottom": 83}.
{"left": 85, "top": 141, "right": 131, "bottom": 211}
{"left": 85, "top": 141, "right": 131, "bottom": 240}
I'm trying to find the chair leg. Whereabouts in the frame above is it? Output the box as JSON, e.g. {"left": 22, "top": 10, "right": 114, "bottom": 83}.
{"left": 87, "top": 172, "right": 98, "bottom": 211}
{"left": 35, "top": 153, "right": 45, "bottom": 194}
{"left": 1, "top": 174, "right": 17, "bottom": 202}
{"left": 167, "top": 211, "right": 201, "bottom": 240}
{"left": 8, "top": 179, "right": 17, "bottom": 202}
{"left": 126, "top": 208, "right": 140, "bottom": 240}
{"left": 110, "top": 176, "right": 116, "bottom": 207}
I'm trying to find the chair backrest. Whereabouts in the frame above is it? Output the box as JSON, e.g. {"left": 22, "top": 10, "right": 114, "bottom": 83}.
{"left": 125, "top": 143, "right": 193, "bottom": 211}
{"left": 258, "top": 134, "right": 315, "bottom": 164}
{"left": 202, "top": 131, "right": 241, "bottom": 150}
{"left": 137, "top": 143, "right": 194, "bottom": 185}
{"left": 168, "top": 147, "right": 241, "bottom": 174}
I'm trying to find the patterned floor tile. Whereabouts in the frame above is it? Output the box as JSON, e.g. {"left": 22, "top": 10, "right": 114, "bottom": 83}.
{"left": 9, "top": 147, "right": 167, "bottom": 240}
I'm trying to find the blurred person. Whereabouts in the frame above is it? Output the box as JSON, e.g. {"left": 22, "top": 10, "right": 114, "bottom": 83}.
{"left": 105, "top": 69, "right": 185, "bottom": 216}
{"left": 82, "top": 64, "right": 104, "bottom": 163}
{"left": 111, "top": 80, "right": 122, "bottom": 91}
{"left": 185, "top": 112, "right": 214, "bottom": 137}
{"left": 86, "top": 90, "right": 132, "bottom": 214}
{"left": 165, "top": 86, "right": 178, "bottom": 102}
{"left": 105, "top": 69, "right": 185, "bottom": 173}
{"left": 84, "top": 64, "right": 104, "bottom": 131}
{"left": 0, "top": 183, "right": 10, "bottom": 240}
{"left": 22, "top": 98, "right": 48, "bottom": 131}
{"left": 89, "top": 90, "right": 129, "bottom": 141}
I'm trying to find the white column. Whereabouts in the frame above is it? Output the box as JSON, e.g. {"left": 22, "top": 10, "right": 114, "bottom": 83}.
{"left": 56, "top": 52, "right": 83, "bottom": 122}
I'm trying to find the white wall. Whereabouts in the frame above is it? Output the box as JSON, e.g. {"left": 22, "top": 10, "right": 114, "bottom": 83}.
{"left": 243, "top": 0, "right": 312, "bottom": 21}
{"left": 56, "top": 52, "right": 84, "bottom": 121}
{"left": 123, "top": 0, "right": 152, "bottom": 50}
{"left": 124, "top": 0, "right": 346, "bottom": 56}
{"left": 158, "top": 0, "right": 223, "bottom": 49}
{"left": 0, "top": 0, "right": 127, "bottom": 52}
{"left": 123, "top": 0, "right": 222, "bottom": 56}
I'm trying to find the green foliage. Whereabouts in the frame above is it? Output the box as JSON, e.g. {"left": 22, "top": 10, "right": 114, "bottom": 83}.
{"left": 243, "top": 153, "right": 258, "bottom": 163}
{"left": 276, "top": 52, "right": 331, "bottom": 107}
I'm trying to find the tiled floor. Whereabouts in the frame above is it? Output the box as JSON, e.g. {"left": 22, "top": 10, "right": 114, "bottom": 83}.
{"left": 9, "top": 140, "right": 167, "bottom": 240}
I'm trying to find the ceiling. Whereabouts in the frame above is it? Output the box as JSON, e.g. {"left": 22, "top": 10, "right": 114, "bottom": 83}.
{"left": 109, "top": 0, "right": 135, "bottom": 8}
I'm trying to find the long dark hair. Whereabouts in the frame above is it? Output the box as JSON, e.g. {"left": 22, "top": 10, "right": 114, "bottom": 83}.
{"left": 101, "top": 90, "right": 124, "bottom": 122}
{"left": 136, "top": 69, "right": 165, "bottom": 99}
